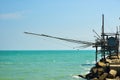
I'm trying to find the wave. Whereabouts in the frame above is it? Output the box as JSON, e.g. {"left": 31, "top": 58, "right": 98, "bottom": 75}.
{"left": 0, "top": 62, "right": 14, "bottom": 65}
{"left": 81, "top": 64, "right": 95, "bottom": 66}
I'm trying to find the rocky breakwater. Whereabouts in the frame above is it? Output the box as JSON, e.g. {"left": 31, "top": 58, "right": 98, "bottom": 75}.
{"left": 79, "top": 55, "right": 120, "bottom": 80}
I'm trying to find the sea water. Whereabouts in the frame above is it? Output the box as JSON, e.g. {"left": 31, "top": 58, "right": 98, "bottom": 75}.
{"left": 0, "top": 50, "right": 96, "bottom": 80}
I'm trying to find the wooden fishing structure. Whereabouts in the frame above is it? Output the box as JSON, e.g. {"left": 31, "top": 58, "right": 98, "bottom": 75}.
{"left": 24, "top": 14, "right": 120, "bottom": 80}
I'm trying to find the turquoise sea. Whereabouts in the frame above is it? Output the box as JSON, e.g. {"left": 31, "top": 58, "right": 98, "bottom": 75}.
{"left": 0, "top": 50, "right": 96, "bottom": 80}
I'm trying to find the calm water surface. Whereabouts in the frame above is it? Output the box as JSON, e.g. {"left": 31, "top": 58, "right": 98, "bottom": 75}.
{"left": 0, "top": 50, "right": 96, "bottom": 80}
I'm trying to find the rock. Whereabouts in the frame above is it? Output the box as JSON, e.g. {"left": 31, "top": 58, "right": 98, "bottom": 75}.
{"left": 91, "top": 67, "right": 97, "bottom": 74}
{"left": 98, "top": 61, "right": 106, "bottom": 67}
{"left": 116, "top": 76, "right": 120, "bottom": 80}
{"left": 77, "top": 75, "right": 86, "bottom": 78}
{"left": 99, "top": 73, "right": 108, "bottom": 80}
{"left": 86, "top": 72, "right": 94, "bottom": 79}
{"left": 92, "top": 77, "right": 98, "bottom": 80}
{"left": 109, "top": 69, "right": 117, "bottom": 77}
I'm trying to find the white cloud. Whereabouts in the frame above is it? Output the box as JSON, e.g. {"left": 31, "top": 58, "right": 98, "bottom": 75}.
{"left": 0, "top": 12, "right": 24, "bottom": 19}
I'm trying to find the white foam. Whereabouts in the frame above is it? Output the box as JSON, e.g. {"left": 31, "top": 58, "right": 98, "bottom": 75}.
{"left": 72, "top": 75, "right": 80, "bottom": 79}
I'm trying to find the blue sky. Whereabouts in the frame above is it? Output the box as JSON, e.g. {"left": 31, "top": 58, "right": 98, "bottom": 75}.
{"left": 0, "top": 0, "right": 120, "bottom": 50}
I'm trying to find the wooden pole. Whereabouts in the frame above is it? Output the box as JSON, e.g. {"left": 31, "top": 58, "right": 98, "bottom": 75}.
{"left": 96, "top": 46, "right": 98, "bottom": 63}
